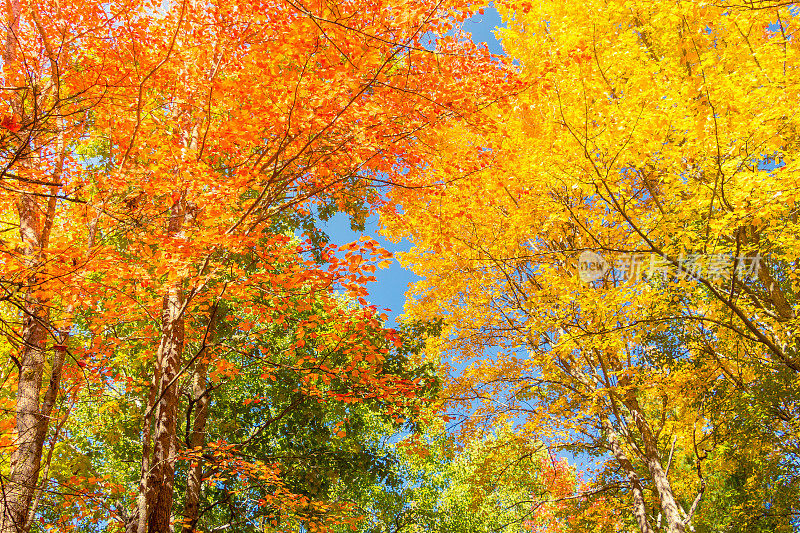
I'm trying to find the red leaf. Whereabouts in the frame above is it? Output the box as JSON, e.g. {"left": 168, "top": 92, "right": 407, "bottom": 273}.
{"left": 1, "top": 115, "right": 20, "bottom": 132}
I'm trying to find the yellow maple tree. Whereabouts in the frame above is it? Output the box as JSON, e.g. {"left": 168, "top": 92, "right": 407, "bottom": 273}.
{"left": 384, "top": 1, "right": 800, "bottom": 531}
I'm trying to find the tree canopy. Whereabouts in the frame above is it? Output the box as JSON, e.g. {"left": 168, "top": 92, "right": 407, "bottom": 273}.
{"left": 384, "top": 1, "right": 800, "bottom": 531}
{"left": 3, "top": 0, "right": 799, "bottom": 532}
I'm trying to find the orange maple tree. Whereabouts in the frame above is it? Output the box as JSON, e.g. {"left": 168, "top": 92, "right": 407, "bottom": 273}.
{"left": 0, "top": 0, "right": 515, "bottom": 531}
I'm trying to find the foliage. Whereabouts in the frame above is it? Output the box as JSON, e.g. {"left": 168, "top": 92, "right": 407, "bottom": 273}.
{"left": 6, "top": 0, "right": 800, "bottom": 531}
{"left": 331, "top": 422, "right": 576, "bottom": 533}
{"left": 383, "top": 1, "right": 800, "bottom": 532}
{"left": 34, "top": 281, "right": 442, "bottom": 532}
{"left": 0, "top": 0, "right": 513, "bottom": 532}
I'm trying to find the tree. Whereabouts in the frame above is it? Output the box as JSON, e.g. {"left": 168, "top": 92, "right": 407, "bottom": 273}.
{"left": 0, "top": 0, "right": 513, "bottom": 531}
{"left": 332, "top": 421, "right": 576, "bottom": 533}
{"left": 383, "top": 1, "right": 800, "bottom": 531}
{"left": 33, "top": 276, "right": 442, "bottom": 533}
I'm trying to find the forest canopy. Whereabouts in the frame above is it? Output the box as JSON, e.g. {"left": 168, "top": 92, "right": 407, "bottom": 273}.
{"left": 1, "top": 0, "right": 799, "bottom": 532}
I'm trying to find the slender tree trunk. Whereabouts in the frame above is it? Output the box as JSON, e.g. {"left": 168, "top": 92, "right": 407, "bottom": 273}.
{"left": 146, "top": 284, "right": 185, "bottom": 533}
{"left": 0, "top": 3, "right": 30, "bottom": 530}
{"left": 0, "top": 195, "right": 57, "bottom": 533}
{"left": 128, "top": 363, "right": 160, "bottom": 533}
{"left": 1, "top": 273, "right": 47, "bottom": 533}
{"left": 1, "top": 152, "right": 70, "bottom": 533}
{"left": 181, "top": 307, "right": 217, "bottom": 533}
{"left": 128, "top": 197, "right": 189, "bottom": 533}
{"left": 623, "top": 393, "right": 685, "bottom": 533}
{"left": 24, "top": 367, "right": 70, "bottom": 533}
{"left": 601, "top": 417, "right": 655, "bottom": 533}
{"left": 180, "top": 364, "right": 209, "bottom": 533}
{"left": 1, "top": 5, "right": 74, "bottom": 530}
{"left": 1, "top": 303, "right": 47, "bottom": 533}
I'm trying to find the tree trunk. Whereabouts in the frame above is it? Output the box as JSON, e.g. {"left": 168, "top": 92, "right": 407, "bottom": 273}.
{"left": 180, "top": 364, "right": 209, "bottom": 533}
{"left": 0, "top": 196, "right": 49, "bottom": 533}
{"left": 128, "top": 361, "right": 160, "bottom": 533}
{"left": 23, "top": 350, "right": 69, "bottom": 533}
{"left": 22, "top": 342, "right": 68, "bottom": 533}
{"left": 601, "top": 417, "right": 655, "bottom": 533}
{"left": 181, "top": 306, "right": 217, "bottom": 533}
{"left": 1, "top": 287, "right": 47, "bottom": 533}
{"left": 127, "top": 197, "right": 189, "bottom": 533}
{"left": 623, "top": 393, "right": 685, "bottom": 533}
{"left": 2, "top": 198, "right": 69, "bottom": 533}
{"left": 146, "top": 282, "right": 185, "bottom": 533}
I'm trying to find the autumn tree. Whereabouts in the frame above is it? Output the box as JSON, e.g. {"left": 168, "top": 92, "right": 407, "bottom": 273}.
{"left": 0, "top": 0, "right": 513, "bottom": 531}
{"left": 330, "top": 419, "right": 576, "bottom": 533}
{"left": 384, "top": 1, "right": 800, "bottom": 532}
{"left": 33, "top": 272, "right": 443, "bottom": 532}
{"left": 0, "top": 1, "right": 114, "bottom": 531}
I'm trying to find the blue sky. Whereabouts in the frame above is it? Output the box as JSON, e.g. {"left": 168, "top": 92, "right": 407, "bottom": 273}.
{"left": 462, "top": 3, "right": 504, "bottom": 55}
{"left": 322, "top": 5, "right": 505, "bottom": 326}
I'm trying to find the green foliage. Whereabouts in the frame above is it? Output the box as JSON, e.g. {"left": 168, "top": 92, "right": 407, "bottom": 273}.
{"left": 331, "top": 424, "right": 571, "bottom": 533}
